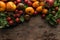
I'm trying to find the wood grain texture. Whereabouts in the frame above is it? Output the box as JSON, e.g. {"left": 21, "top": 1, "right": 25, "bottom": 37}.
{"left": 0, "top": 16, "right": 60, "bottom": 40}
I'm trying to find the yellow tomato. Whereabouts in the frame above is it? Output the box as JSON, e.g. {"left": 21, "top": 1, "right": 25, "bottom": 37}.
{"left": 25, "top": 7, "right": 34, "bottom": 15}
{"left": 6, "top": 2, "right": 16, "bottom": 11}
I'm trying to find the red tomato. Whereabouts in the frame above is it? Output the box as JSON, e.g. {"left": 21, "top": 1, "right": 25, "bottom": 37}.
{"left": 18, "top": 10, "right": 23, "bottom": 15}
{"left": 46, "top": 0, "right": 54, "bottom": 6}
{"left": 57, "top": 19, "right": 60, "bottom": 23}
{"left": 15, "top": 10, "right": 18, "bottom": 13}
{"left": 9, "top": 20, "right": 14, "bottom": 25}
{"left": 34, "top": 11, "right": 38, "bottom": 15}
{"left": 41, "top": 14, "right": 46, "bottom": 18}
{"left": 15, "top": 18, "right": 20, "bottom": 22}
{"left": 6, "top": 17, "right": 11, "bottom": 21}
{"left": 13, "top": 14, "right": 17, "bottom": 18}
{"left": 14, "top": 1, "right": 17, "bottom": 4}
{"left": 27, "top": 1, "right": 32, "bottom": 6}
{"left": 13, "top": 14, "right": 20, "bottom": 18}
{"left": 16, "top": 0, "right": 21, "bottom": 3}
{"left": 24, "top": 0, "right": 28, "bottom": 4}
{"left": 55, "top": 7, "right": 59, "bottom": 11}
{"left": 16, "top": 13, "right": 20, "bottom": 17}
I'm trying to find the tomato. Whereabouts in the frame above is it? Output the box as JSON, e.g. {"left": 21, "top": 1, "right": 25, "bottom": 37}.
{"left": 15, "top": 18, "right": 20, "bottom": 22}
{"left": 13, "top": 14, "right": 17, "bottom": 18}
{"left": 46, "top": 0, "right": 54, "bottom": 6}
{"left": 56, "top": 19, "right": 60, "bottom": 23}
{"left": 16, "top": 0, "right": 21, "bottom": 3}
{"left": 55, "top": 7, "right": 59, "bottom": 11}
{"left": 36, "top": 6, "right": 43, "bottom": 12}
{"left": 9, "top": 20, "right": 14, "bottom": 25}
{"left": 41, "top": 14, "right": 46, "bottom": 18}
{"left": 16, "top": 13, "right": 20, "bottom": 17}
{"left": 24, "top": 15, "right": 30, "bottom": 21}
{"left": 14, "top": 1, "right": 17, "bottom": 4}
{"left": 13, "top": 14, "right": 20, "bottom": 18}
{"left": 18, "top": 10, "right": 23, "bottom": 15}
{"left": 52, "top": 11, "right": 56, "bottom": 15}
{"left": 6, "top": 17, "right": 11, "bottom": 21}
{"left": 40, "top": 2, "right": 45, "bottom": 6}
{"left": 42, "top": 9, "right": 48, "bottom": 14}
{"left": 15, "top": 10, "right": 18, "bottom": 13}
{"left": 27, "top": 1, "right": 32, "bottom": 6}
{"left": 24, "top": 0, "right": 28, "bottom": 4}
{"left": 34, "top": 11, "right": 38, "bottom": 15}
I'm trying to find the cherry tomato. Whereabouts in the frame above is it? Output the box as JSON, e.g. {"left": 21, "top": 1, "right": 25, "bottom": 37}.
{"left": 34, "top": 11, "right": 38, "bottom": 15}
{"left": 15, "top": 18, "right": 20, "bottom": 22}
{"left": 14, "top": 1, "right": 17, "bottom": 4}
{"left": 24, "top": 0, "right": 28, "bottom": 4}
{"left": 56, "top": 19, "right": 60, "bottom": 23}
{"left": 41, "top": 14, "right": 46, "bottom": 18}
{"left": 6, "top": 17, "right": 11, "bottom": 21}
{"left": 18, "top": 10, "right": 23, "bottom": 15}
{"left": 16, "top": 0, "right": 21, "bottom": 3}
{"left": 55, "top": 7, "right": 59, "bottom": 11}
{"left": 13, "top": 14, "right": 17, "bottom": 18}
{"left": 27, "top": 1, "right": 32, "bottom": 6}
{"left": 16, "top": 13, "right": 20, "bottom": 17}
{"left": 9, "top": 20, "right": 14, "bottom": 25}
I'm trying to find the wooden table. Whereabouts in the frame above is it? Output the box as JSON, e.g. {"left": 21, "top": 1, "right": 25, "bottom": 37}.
{"left": 0, "top": 16, "right": 60, "bottom": 40}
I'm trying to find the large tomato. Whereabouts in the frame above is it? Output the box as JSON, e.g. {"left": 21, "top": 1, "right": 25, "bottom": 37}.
{"left": 46, "top": 0, "right": 54, "bottom": 6}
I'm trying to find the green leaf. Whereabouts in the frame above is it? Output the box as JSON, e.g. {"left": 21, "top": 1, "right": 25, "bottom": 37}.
{"left": 51, "top": 17, "right": 57, "bottom": 23}
{"left": 20, "top": 16, "right": 24, "bottom": 22}
{"left": 46, "top": 14, "right": 53, "bottom": 21}
{"left": 24, "top": 5, "right": 28, "bottom": 9}
{"left": 54, "top": 9, "right": 60, "bottom": 19}
{"left": 0, "top": 26, "right": 4, "bottom": 28}
{"left": 54, "top": 0, "right": 60, "bottom": 7}
{"left": 0, "top": 13, "right": 6, "bottom": 17}
{"left": 48, "top": 18, "right": 57, "bottom": 26}
{"left": 48, "top": 21, "right": 55, "bottom": 25}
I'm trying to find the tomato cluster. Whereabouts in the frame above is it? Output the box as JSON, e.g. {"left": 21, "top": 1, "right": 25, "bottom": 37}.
{"left": 0, "top": 0, "right": 60, "bottom": 28}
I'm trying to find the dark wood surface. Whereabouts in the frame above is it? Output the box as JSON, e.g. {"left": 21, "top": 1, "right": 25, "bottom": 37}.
{"left": 0, "top": 16, "right": 60, "bottom": 40}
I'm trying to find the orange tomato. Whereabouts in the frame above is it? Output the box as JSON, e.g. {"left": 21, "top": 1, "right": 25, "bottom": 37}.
{"left": 30, "top": 0, "right": 37, "bottom": 2}
{"left": 25, "top": 7, "right": 34, "bottom": 15}
{"left": 0, "top": 1, "right": 6, "bottom": 11}
{"left": 32, "top": 1, "right": 40, "bottom": 8}
{"left": 42, "top": 9, "right": 48, "bottom": 14}
{"left": 36, "top": 6, "right": 43, "bottom": 12}
{"left": 40, "top": 2, "right": 45, "bottom": 6}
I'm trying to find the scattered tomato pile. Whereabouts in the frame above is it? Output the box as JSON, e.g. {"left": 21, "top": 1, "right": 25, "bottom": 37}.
{"left": 0, "top": 0, "right": 60, "bottom": 28}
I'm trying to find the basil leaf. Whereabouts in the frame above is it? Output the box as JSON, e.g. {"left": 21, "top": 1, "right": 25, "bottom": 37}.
{"left": 20, "top": 16, "right": 24, "bottom": 22}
